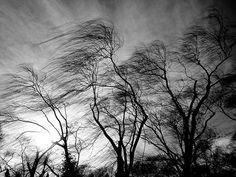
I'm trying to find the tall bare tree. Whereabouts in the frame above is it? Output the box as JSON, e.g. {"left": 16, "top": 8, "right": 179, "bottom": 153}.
{"left": 50, "top": 20, "right": 149, "bottom": 177}
{"left": 1, "top": 65, "right": 85, "bottom": 176}
{"left": 123, "top": 8, "right": 236, "bottom": 177}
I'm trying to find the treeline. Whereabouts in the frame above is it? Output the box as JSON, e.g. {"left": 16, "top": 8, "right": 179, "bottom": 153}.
{"left": 0, "top": 7, "right": 236, "bottom": 177}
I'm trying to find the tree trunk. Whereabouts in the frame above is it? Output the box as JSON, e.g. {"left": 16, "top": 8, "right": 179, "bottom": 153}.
{"left": 182, "top": 145, "right": 193, "bottom": 177}
{"left": 182, "top": 161, "right": 191, "bottom": 177}
{"left": 116, "top": 142, "right": 129, "bottom": 177}
{"left": 116, "top": 157, "right": 130, "bottom": 177}
{"left": 116, "top": 153, "right": 125, "bottom": 177}
{"left": 62, "top": 140, "right": 76, "bottom": 177}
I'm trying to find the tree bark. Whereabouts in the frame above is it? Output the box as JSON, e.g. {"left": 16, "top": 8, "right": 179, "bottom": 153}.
{"left": 116, "top": 141, "right": 129, "bottom": 177}
{"left": 182, "top": 143, "right": 193, "bottom": 177}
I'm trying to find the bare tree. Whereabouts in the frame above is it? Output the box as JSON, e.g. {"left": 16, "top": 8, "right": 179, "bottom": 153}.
{"left": 0, "top": 137, "right": 54, "bottom": 177}
{"left": 50, "top": 20, "right": 149, "bottom": 177}
{"left": 123, "top": 8, "right": 236, "bottom": 177}
{"left": 1, "top": 65, "right": 85, "bottom": 176}
{"left": 24, "top": 149, "right": 49, "bottom": 177}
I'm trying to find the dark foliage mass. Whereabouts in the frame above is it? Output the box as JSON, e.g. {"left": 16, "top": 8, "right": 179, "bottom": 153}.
{"left": 0, "top": 7, "right": 236, "bottom": 177}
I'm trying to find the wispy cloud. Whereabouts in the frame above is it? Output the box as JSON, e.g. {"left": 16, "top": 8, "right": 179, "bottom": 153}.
{"left": 0, "top": 0, "right": 234, "bottom": 72}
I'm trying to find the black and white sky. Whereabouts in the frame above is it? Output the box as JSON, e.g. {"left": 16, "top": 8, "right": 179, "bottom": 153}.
{"left": 0, "top": 0, "right": 234, "bottom": 73}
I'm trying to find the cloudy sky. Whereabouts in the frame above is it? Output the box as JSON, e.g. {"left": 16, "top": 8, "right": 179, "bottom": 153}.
{"left": 0, "top": 0, "right": 235, "bottom": 153}
{"left": 1, "top": 0, "right": 234, "bottom": 73}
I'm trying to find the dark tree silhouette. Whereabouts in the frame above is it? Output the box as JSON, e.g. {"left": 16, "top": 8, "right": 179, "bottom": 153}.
{"left": 50, "top": 20, "right": 149, "bottom": 177}
{"left": 1, "top": 65, "right": 86, "bottom": 176}
{"left": 131, "top": 155, "right": 178, "bottom": 177}
{"left": 198, "top": 145, "right": 236, "bottom": 177}
{"left": 5, "top": 168, "right": 10, "bottom": 177}
{"left": 0, "top": 139, "right": 53, "bottom": 177}
{"left": 25, "top": 150, "right": 49, "bottom": 177}
{"left": 123, "top": 8, "right": 236, "bottom": 177}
